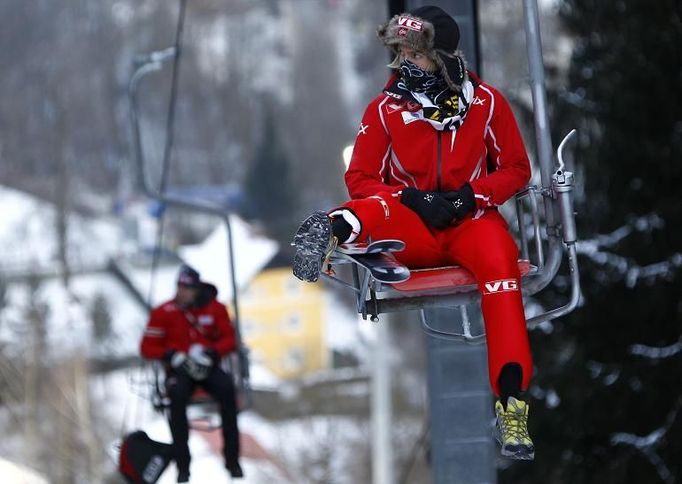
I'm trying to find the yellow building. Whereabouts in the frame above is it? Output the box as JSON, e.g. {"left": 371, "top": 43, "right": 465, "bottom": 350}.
{"left": 239, "top": 264, "right": 328, "bottom": 379}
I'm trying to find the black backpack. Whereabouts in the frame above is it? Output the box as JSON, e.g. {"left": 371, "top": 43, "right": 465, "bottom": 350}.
{"left": 118, "top": 430, "right": 174, "bottom": 483}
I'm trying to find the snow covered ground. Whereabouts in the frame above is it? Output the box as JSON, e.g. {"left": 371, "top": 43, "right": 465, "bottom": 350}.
{"left": 99, "top": 369, "right": 289, "bottom": 483}
{"left": 0, "top": 185, "right": 122, "bottom": 275}
{"left": 0, "top": 458, "right": 48, "bottom": 484}
{"left": 99, "top": 368, "right": 370, "bottom": 483}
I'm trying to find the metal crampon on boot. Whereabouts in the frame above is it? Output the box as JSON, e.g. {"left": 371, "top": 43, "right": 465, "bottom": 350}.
{"left": 292, "top": 211, "right": 337, "bottom": 282}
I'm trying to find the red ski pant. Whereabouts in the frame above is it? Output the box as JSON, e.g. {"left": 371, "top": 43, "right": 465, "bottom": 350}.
{"left": 339, "top": 191, "right": 533, "bottom": 396}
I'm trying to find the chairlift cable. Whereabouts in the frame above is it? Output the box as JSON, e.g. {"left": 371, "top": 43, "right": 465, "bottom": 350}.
{"left": 119, "top": 0, "right": 188, "bottom": 440}
{"left": 146, "top": 0, "right": 188, "bottom": 309}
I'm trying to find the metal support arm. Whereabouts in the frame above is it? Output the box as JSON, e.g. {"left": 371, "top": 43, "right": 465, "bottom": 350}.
{"left": 128, "top": 55, "right": 251, "bottom": 406}
{"left": 527, "top": 130, "right": 581, "bottom": 325}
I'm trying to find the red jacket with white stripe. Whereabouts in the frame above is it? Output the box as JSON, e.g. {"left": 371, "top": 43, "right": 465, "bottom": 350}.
{"left": 344, "top": 72, "right": 531, "bottom": 214}
{"left": 140, "top": 297, "right": 237, "bottom": 360}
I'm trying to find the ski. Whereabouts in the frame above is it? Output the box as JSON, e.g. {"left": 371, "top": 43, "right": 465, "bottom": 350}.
{"left": 345, "top": 252, "right": 410, "bottom": 283}
{"left": 337, "top": 239, "right": 405, "bottom": 255}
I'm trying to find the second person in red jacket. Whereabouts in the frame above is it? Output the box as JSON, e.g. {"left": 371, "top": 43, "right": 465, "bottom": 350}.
{"left": 140, "top": 265, "right": 243, "bottom": 482}
{"left": 293, "top": 6, "right": 534, "bottom": 460}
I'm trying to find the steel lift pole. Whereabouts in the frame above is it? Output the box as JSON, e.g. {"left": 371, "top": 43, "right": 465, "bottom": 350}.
{"left": 404, "top": 2, "right": 496, "bottom": 483}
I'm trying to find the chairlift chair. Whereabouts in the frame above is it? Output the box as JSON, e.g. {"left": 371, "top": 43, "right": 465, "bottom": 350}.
{"left": 320, "top": 1, "right": 581, "bottom": 343}
{"left": 316, "top": 0, "right": 580, "bottom": 343}
{"left": 147, "top": 351, "right": 249, "bottom": 432}
{"left": 322, "top": 129, "right": 581, "bottom": 343}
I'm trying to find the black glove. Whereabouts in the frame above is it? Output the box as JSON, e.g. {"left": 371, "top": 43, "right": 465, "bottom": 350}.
{"left": 203, "top": 348, "right": 220, "bottom": 366}
{"left": 443, "top": 184, "right": 476, "bottom": 221}
{"left": 165, "top": 350, "right": 211, "bottom": 380}
{"left": 163, "top": 349, "right": 178, "bottom": 365}
{"left": 400, "top": 187, "right": 457, "bottom": 229}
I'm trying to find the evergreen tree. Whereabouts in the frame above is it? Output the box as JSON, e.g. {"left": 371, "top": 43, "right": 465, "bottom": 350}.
{"left": 242, "top": 110, "right": 299, "bottom": 246}
{"left": 501, "top": 2, "right": 682, "bottom": 482}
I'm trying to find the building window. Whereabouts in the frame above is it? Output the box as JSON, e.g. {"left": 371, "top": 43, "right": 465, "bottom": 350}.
{"left": 282, "top": 313, "right": 302, "bottom": 332}
{"left": 285, "top": 277, "right": 300, "bottom": 296}
{"left": 244, "top": 285, "right": 267, "bottom": 300}
{"left": 284, "top": 347, "right": 304, "bottom": 371}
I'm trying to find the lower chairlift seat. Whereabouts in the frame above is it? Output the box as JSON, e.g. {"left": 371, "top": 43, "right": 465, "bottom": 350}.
{"left": 391, "top": 260, "right": 534, "bottom": 294}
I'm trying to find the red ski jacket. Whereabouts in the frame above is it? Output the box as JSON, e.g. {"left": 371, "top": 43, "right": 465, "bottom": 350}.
{"left": 345, "top": 72, "right": 531, "bottom": 215}
{"left": 140, "top": 297, "right": 237, "bottom": 360}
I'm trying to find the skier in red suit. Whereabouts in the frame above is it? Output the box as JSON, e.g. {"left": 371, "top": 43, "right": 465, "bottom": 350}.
{"left": 293, "top": 6, "right": 535, "bottom": 460}
{"left": 140, "top": 265, "right": 243, "bottom": 481}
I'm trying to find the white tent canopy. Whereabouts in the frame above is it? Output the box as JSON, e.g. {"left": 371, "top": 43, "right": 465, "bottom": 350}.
{"left": 179, "top": 215, "right": 279, "bottom": 302}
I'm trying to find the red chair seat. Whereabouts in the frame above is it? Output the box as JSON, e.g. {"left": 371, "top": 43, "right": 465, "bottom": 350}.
{"left": 392, "top": 260, "right": 532, "bottom": 292}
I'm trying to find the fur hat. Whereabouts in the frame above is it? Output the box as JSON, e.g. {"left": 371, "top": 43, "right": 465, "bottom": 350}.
{"left": 377, "top": 6, "right": 467, "bottom": 91}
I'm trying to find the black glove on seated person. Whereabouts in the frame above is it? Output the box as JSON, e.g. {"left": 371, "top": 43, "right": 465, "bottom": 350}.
{"left": 163, "top": 349, "right": 211, "bottom": 380}
{"left": 443, "top": 183, "right": 476, "bottom": 220}
{"left": 203, "top": 348, "right": 220, "bottom": 365}
{"left": 400, "top": 187, "right": 457, "bottom": 229}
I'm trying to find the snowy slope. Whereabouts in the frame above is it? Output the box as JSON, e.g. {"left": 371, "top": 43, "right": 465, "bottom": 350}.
{"left": 0, "top": 458, "right": 48, "bottom": 484}
{"left": 0, "top": 185, "right": 122, "bottom": 275}
{"left": 100, "top": 370, "right": 294, "bottom": 483}
{"left": 101, "top": 367, "right": 371, "bottom": 484}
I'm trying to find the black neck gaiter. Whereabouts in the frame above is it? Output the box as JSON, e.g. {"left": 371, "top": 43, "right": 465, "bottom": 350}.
{"left": 399, "top": 60, "right": 449, "bottom": 95}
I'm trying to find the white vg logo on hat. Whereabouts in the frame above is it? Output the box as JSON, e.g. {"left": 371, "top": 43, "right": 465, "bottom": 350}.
{"left": 397, "top": 16, "right": 424, "bottom": 32}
